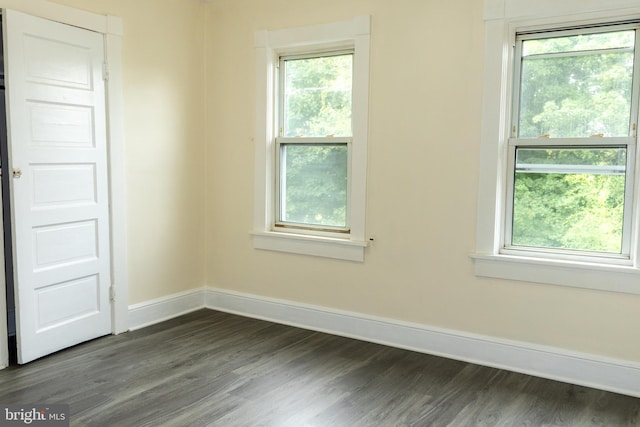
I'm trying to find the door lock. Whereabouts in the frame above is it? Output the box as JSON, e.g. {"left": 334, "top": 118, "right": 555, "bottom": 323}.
{"left": 12, "top": 168, "right": 22, "bottom": 179}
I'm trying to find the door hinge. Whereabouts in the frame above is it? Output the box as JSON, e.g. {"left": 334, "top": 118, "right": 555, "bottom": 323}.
{"left": 102, "top": 62, "right": 110, "bottom": 81}
{"left": 109, "top": 286, "right": 116, "bottom": 302}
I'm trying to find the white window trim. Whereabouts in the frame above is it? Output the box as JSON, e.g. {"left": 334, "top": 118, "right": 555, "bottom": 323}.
{"left": 252, "top": 16, "right": 370, "bottom": 262}
{"left": 473, "top": 0, "right": 640, "bottom": 294}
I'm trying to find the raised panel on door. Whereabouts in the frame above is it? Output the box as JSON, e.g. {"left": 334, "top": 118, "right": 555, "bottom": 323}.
{"left": 4, "top": 9, "right": 111, "bottom": 364}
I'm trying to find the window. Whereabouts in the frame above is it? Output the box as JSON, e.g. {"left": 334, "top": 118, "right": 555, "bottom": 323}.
{"left": 473, "top": 1, "right": 640, "bottom": 294}
{"left": 252, "top": 17, "right": 370, "bottom": 262}
{"left": 505, "top": 24, "right": 638, "bottom": 260}
{"left": 276, "top": 52, "right": 353, "bottom": 234}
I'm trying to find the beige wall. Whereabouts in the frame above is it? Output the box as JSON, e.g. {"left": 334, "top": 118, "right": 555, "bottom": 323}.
{"left": 204, "top": 0, "right": 640, "bottom": 362}
{"left": 28, "top": 0, "right": 640, "bottom": 362}
{"left": 47, "top": 0, "right": 207, "bottom": 304}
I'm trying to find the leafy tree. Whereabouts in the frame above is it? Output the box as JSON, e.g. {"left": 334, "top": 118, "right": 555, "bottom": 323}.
{"left": 519, "top": 31, "right": 634, "bottom": 138}
{"left": 283, "top": 54, "right": 352, "bottom": 137}
{"left": 281, "top": 144, "right": 347, "bottom": 227}
{"left": 513, "top": 170, "right": 625, "bottom": 252}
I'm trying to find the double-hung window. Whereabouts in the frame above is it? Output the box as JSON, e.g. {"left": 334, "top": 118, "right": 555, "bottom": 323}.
{"left": 506, "top": 24, "right": 640, "bottom": 261}
{"left": 474, "top": 1, "right": 640, "bottom": 294}
{"left": 276, "top": 51, "right": 353, "bottom": 235}
{"left": 252, "top": 17, "right": 370, "bottom": 262}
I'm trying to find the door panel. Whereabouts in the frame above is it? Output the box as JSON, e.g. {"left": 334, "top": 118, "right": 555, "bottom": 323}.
{"left": 31, "top": 164, "right": 97, "bottom": 206}
{"left": 5, "top": 9, "right": 111, "bottom": 363}
{"left": 29, "top": 104, "right": 95, "bottom": 146}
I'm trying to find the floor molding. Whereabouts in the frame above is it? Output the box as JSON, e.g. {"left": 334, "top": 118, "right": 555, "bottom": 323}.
{"left": 125, "top": 287, "right": 640, "bottom": 397}
{"left": 128, "top": 288, "right": 205, "bottom": 331}
{"left": 204, "top": 286, "right": 640, "bottom": 398}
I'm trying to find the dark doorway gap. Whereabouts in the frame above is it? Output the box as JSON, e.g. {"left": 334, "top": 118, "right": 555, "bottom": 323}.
{"left": 0, "top": 16, "right": 17, "bottom": 365}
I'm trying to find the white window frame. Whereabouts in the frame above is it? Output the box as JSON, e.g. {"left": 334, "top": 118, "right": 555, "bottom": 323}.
{"left": 472, "top": 0, "right": 640, "bottom": 294}
{"left": 251, "top": 16, "right": 370, "bottom": 262}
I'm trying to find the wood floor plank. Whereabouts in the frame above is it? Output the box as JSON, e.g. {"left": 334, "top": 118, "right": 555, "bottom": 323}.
{"left": 0, "top": 309, "right": 638, "bottom": 426}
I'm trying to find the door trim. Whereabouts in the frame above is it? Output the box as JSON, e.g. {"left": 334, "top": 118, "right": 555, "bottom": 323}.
{"left": 0, "top": 0, "right": 128, "bottom": 368}
{"left": 104, "top": 23, "right": 128, "bottom": 335}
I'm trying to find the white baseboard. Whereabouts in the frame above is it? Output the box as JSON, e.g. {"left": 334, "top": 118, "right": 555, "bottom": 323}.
{"left": 128, "top": 288, "right": 205, "bottom": 331}
{"left": 204, "top": 286, "right": 640, "bottom": 398}
{"left": 126, "top": 286, "right": 640, "bottom": 397}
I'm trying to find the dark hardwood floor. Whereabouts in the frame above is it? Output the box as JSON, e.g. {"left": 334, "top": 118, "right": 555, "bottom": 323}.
{"left": 0, "top": 309, "right": 638, "bottom": 426}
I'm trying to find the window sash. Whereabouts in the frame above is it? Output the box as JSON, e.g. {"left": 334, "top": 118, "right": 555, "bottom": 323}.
{"left": 275, "top": 49, "right": 355, "bottom": 235}
{"left": 511, "top": 24, "right": 640, "bottom": 141}
{"left": 278, "top": 50, "right": 354, "bottom": 139}
{"left": 504, "top": 23, "right": 640, "bottom": 260}
{"left": 274, "top": 136, "right": 352, "bottom": 234}
{"left": 504, "top": 137, "right": 636, "bottom": 259}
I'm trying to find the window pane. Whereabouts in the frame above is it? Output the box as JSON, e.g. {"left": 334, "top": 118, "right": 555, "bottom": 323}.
{"left": 519, "top": 30, "right": 635, "bottom": 138}
{"left": 283, "top": 54, "right": 353, "bottom": 137}
{"left": 512, "top": 147, "right": 626, "bottom": 253}
{"left": 522, "top": 31, "right": 635, "bottom": 56}
{"left": 280, "top": 144, "right": 348, "bottom": 227}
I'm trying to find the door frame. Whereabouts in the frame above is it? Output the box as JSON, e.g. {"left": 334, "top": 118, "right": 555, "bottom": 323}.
{"left": 0, "top": 0, "right": 128, "bottom": 368}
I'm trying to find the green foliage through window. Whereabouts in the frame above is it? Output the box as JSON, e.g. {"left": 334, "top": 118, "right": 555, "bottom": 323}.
{"left": 519, "top": 30, "right": 634, "bottom": 138}
{"left": 277, "top": 51, "right": 353, "bottom": 230}
{"left": 512, "top": 148, "right": 625, "bottom": 253}
{"left": 280, "top": 144, "right": 348, "bottom": 228}
{"left": 282, "top": 53, "right": 353, "bottom": 137}
{"left": 510, "top": 26, "right": 637, "bottom": 255}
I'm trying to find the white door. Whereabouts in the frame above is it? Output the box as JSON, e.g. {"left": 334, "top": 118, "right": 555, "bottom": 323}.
{"left": 4, "top": 10, "right": 111, "bottom": 364}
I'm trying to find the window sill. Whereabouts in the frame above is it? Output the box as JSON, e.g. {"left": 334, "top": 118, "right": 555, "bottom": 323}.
{"left": 251, "top": 230, "right": 367, "bottom": 262}
{"left": 470, "top": 253, "right": 640, "bottom": 295}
